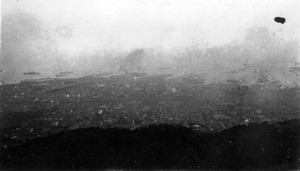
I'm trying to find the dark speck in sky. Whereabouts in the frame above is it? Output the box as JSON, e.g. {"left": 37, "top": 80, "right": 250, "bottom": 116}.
{"left": 274, "top": 17, "right": 286, "bottom": 24}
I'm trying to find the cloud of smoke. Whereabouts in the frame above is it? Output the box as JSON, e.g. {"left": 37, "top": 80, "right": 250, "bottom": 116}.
{"left": 0, "top": 10, "right": 299, "bottom": 87}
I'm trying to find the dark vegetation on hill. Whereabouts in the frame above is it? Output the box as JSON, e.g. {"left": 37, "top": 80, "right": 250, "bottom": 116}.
{"left": 1, "top": 119, "right": 299, "bottom": 170}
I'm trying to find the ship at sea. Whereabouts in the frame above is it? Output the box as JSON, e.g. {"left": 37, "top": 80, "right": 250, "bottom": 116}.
{"left": 23, "top": 72, "right": 40, "bottom": 75}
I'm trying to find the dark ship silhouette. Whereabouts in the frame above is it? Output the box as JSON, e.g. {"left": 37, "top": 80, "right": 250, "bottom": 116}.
{"left": 23, "top": 72, "right": 40, "bottom": 75}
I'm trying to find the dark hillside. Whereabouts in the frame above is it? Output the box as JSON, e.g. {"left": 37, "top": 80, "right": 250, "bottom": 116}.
{"left": 1, "top": 119, "right": 299, "bottom": 170}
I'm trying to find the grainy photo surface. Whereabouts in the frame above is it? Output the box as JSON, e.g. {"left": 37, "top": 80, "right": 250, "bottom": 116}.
{"left": 1, "top": 0, "right": 300, "bottom": 170}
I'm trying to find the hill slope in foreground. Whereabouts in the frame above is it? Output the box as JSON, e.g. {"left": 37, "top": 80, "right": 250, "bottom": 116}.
{"left": 0, "top": 73, "right": 299, "bottom": 169}
{"left": 0, "top": 119, "right": 299, "bottom": 170}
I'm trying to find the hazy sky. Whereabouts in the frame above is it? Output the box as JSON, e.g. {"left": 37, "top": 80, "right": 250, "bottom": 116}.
{"left": 2, "top": 0, "right": 299, "bottom": 54}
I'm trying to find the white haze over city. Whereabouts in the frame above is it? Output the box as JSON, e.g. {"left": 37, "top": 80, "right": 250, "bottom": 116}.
{"left": 1, "top": 0, "right": 300, "bottom": 86}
